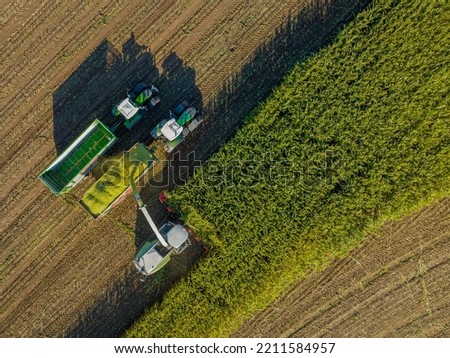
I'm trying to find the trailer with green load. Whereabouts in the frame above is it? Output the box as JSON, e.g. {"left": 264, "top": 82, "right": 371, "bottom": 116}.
{"left": 79, "top": 143, "right": 157, "bottom": 218}
{"left": 39, "top": 119, "right": 117, "bottom": 195}
{"left": 40, "top": 81, "right": 160, "bottom": 196}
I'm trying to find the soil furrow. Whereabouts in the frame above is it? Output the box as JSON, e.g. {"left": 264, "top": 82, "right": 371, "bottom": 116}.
{"left": 234, "top": 198, "right": 450, "bottom": 338}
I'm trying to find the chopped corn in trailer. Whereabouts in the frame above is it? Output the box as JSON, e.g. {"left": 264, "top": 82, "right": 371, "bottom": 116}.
{"left": 38, "top": 81, "right": 202, "bottom": 276}
{"left": 79, "top": 143, "right": 157, "bottom": 218}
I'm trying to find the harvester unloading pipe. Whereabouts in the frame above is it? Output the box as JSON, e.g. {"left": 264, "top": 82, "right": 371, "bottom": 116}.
{"left": 129, "top": 171, "right": 169, "bottom": 248}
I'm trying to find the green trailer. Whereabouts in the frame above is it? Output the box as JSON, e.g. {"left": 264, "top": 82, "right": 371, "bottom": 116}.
{"left": 79, "top": 143, "right": 157, "bottom": 218}
{"left": 39, "top": 119, "right": 117, "bottom": 195}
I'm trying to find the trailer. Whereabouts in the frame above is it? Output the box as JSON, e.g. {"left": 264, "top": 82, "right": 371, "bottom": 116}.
{"left": 79, "top": 143, "right": 157, "bottom": 218}
{"left": 39, "top": 119, "right": 117, "bottom": 195}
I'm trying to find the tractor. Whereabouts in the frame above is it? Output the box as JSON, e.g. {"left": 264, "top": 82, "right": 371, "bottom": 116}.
{"left": 150, "top": 101, "right": 203, "bottom": 152}
{"left": 112, "top": 82, "right": 160, "bottom": 130}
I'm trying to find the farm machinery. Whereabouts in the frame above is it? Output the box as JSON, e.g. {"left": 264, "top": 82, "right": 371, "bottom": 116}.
{"left": 39, "top": 80, "right": 204, "bottom": 275}
{"left": 112, "top": 82, "right": 160, "bottom": 130}
{"left": 130, "top": 172, "right": 190, "bottom": 275}
{"left": 151, "top": 101, "right": 203, "bottom": 152}
{"left": 40, "top": 81, "right": 161, "bottom": 195}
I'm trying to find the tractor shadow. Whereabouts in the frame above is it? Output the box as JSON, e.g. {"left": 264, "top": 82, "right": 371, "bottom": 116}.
{"left": 52, "top": 33, "right": 159, "bottom": 155}
{"left": 66, "top": 0, "right": 371, "bottom": 337}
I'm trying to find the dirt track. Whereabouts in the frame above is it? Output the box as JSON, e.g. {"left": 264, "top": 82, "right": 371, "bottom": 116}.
{"left": 1, "top": 0, "right": 370, "bottom": 337}
{"left": 234, "top": 198, "right": 450, "bottom": 337}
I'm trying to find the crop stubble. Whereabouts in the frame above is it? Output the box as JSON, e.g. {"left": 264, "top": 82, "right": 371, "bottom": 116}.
{"left": 1, "top": 0, "right": 370, "bottom": 336}
{"left": 234, "top": 198, "right": 450, "bottom": 337}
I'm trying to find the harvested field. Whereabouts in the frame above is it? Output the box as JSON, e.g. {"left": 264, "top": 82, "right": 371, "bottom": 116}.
{"left": 234, "top": 198, "right": 450, "bottom": 337}
{"left": 0, "top": 0, "right": 370, "bottom": 337}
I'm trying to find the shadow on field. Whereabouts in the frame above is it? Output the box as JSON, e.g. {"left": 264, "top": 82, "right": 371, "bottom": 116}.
{"left": 65, "top": 0, "right": 370, "bottom": 337}
{"left": 52, "top": 33, "right": 160, "bottom": 154}
{"left": 66, "top": 243, "right": 203, "bottom": 338}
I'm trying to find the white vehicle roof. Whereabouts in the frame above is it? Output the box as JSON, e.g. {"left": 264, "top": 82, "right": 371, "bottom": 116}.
{"left": 117, "top": 98, "right": 139, "bottom": 119}
{"left": 161, "top": 118, "right": 183, "bottom": 141}
{"left": 165, "top": 223, "right": 189, "bottom": 248}
{"left": 136, "top": 246, "right": 165, "bottom": 274}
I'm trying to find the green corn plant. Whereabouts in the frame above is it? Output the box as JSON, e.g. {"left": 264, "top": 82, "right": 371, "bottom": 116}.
{"left": 126, "top": 0, "right": 450, "bottom": 338}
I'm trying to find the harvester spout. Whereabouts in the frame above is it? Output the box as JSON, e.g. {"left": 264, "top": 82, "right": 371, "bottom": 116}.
{"left": 140, "top": 205, "right": 169, "bottom": 248}
{"left": 129, "top": 171, "right": 169, "bottom": 248}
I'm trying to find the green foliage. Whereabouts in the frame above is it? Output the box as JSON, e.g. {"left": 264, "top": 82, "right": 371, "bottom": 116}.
{"left": 126, "top": 0, "right": 450, "bottom": 337}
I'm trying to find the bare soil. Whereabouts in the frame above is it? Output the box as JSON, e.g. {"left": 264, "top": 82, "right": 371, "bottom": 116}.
{"left": 1, "top": 0, "right": 370, "bottom": 337}
{"left": 234, "top": 198, "right": 450, "bottom": 338}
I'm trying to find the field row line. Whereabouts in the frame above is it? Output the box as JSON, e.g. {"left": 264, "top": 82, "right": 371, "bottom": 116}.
{"left": 1, "top": 0, "right": 179, "bottom": 150}
{"left": 286, "top": 231, "right": 450, "bottom": 337}
{"left": 0, "top": 0, "right": 56, "bottom": 55}
{"left": 1, "top": 211, "right": 93, "bottom": 322}
{"left": 0, "top": 202, "right": 84, "bottom": 294}
{"left": 6, "top": 221, "right": 135, "bottom": 336}
{"left": 0, "top": 1, "right": 120, "bottom": 131}
{"left": 197, "top": 1, "right": 297, "bottom": 100}
{"left": 1, "top": 0, "right": 90, "bottom": 83}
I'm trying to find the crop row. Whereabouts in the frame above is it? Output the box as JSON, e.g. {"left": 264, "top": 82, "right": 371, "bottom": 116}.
{"left": 126, "top": 0, "right": 450, "bottom": 337}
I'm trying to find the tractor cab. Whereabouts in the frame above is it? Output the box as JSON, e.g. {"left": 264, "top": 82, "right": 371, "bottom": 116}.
{"left": 116, "top": 98, "right": 139, "bottom": 120}
{"left": 160, "top": 118, "right": 183, "bottom": 141}
{"left": 151, "top": 101, "right": 203, "bottom": 152}
{"left": 134, "top": 240, "right": 170, "bottom": 276}
{"left": 160, "top": 222, "right": 189, "bottom": 253}
{"left": 112, "top": 82, "right": 160, "bottom": 130}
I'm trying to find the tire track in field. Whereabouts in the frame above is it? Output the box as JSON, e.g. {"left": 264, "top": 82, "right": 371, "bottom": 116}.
{"left": 145, "top": 0, "right": 225, "bottom": 62}
{"left": 194, "top": 2, "right": 292, "bottom": 96}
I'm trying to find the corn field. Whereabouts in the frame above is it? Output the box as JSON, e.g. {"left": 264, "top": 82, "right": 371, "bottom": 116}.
{"left": 126, "top": 0, "right": 450, "bottom": 337}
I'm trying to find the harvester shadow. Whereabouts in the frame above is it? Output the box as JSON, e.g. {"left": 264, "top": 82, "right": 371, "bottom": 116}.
{"left": 66, "top": 244, "right": 203, "bottom": 338}
{"left": 66, "top": 0, "right": 370, "bottom": 337}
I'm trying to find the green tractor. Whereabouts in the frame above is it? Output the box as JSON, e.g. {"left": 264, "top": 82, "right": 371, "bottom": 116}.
{"left": 112, "top": 82, "right": 160, "bottom": 130}
{"left": 150, "top": 101, "right": 203, "bottom": 152}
